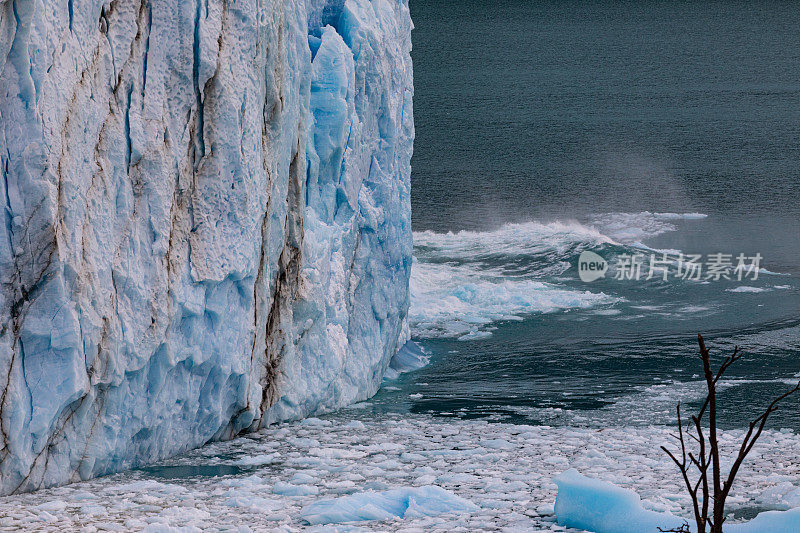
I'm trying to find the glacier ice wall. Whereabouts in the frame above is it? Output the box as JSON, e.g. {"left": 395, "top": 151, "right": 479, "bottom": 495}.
{"left": 0, "top": 0, "right": 412, "bottom": 494}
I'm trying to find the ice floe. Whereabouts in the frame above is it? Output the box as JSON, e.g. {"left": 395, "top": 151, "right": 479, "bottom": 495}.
{"left": 1, "top": 414, "right": 800, "bottom": 531}
{"left": 555, "top": 469, "right": 800, "bottom": 533}
{"left": 300, "top": 486, "right": 477, "bottom": 524}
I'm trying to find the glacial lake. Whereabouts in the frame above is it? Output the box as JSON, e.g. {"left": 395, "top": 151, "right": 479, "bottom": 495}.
{"left": 394, "top": 0, "right": 800, "bottom": 431}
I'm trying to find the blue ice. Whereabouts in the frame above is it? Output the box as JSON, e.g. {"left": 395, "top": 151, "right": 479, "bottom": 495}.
{"left": 300, "top": 485, "right": 478, "bottom": 525}
{"left": 555, "top": 469, "right": 800, "bottom": 533}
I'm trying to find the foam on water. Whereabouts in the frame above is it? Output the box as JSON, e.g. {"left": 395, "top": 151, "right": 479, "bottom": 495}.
{"left": 409, "top": 215, "right": 711, "bottom": 340}
{"left": 588, "top": 212, "right": 708, "bottom": 243}
{"left": 407, "top": 212, "right": 786, "bottom": 340}
{"left": 413, "top": 220, "right": 616, "bottom": 257}
{"left": 409, "top": 258, "right": 619, "bottom": 340}
{"left": 728, "top": 286, "right": 770, "bottom": 293}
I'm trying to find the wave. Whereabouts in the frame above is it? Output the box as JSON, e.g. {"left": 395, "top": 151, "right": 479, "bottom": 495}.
{"left": 588, "top": 211, "right": 707, "bottom": 243}
{"left": 409, "top": 260, "right": 619, "bottom": 340}
{"left": 410, "top": 220, "right": 630, "bottom": 340}
{"left": 384, "top": 341, "right": 431, "bottom": 380}
{"left": 409, "top": 213, "right": 711, "bottom": 340}
{"left": 413, "top": 220, "right": 616, "bottom": 258}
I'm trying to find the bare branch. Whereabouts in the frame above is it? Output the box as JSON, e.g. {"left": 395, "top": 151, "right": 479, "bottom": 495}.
{"left": 713, "top": 346, "right": 742, "bottom": 384}
{"left": 662, "top": 402, "right": 705, "bottom": 532}
{"left": 721, "top": 380, "right": 800, "bottom": 500}
{"left": 661, "top": 335, "right": 796, "bottom": 533}
{"left": 658, "top": 523, "right": 691, "bottom": 533}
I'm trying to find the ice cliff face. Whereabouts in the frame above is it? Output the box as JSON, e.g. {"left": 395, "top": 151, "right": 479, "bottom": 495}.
{"left": 0, "top": 0, "right": 412, "bottom": 494}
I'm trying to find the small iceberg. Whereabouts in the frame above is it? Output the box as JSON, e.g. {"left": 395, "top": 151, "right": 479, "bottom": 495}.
{"left": 300, "top": 485, "right": 478, "bottom": 525}
{"left": 554, "top": 469, "right": 800, "bottom": 533}
{"left": 383, "top": 341, "right": 430, "bottom": 380}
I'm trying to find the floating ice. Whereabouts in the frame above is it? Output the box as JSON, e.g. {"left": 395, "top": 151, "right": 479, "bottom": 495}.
{"left": 300, "top": 486, "right": 478, "bottom": 525}
{"left": 231, "top": 453, "right": 281, "bottom": 466}
{"left": 479, "top": 439, "right": 515, "bottom": 451}
{"left": 758, "top": 482, "right": 800, "bottom": 510}
{"left": 554, "top": 469, "right": 689, "bottom": 532}
{"left": 1, "top": 415, "right": 800, "bottom": 530}
{"left": 555, "top": 469, "right": 800, "bottom": 533}
{"left": 274, "top": 481, "right": 319, "bottom": 497}
{"left": 732, "top": 509, "right": 800, "bottom": 532}
{"left": 383, "top": 341, "right": 430, "bottom": 380}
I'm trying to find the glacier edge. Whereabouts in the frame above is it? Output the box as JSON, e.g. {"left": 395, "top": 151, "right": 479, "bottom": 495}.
{"left": 0, "top": 0, "right": 412, "bottom": 494}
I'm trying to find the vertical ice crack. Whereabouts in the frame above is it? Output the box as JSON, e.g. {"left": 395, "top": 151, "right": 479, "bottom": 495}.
{"left": 141, "top": 3, "right": 151, "bottom": 104}
{"left": 2, "top": 150, "right": 14, "bottom": 251}
{"left": 191, "top": 0, "right": 206, "bottom": 169}
{"left": 18, "top": 337, "right": 31, "bottom": 427}
{"left": 9, "top": 0, "right": 36, "bottom": 106}
{"left": 260, "top": 140, "right": 305, "bottom": 415}
{"left": 124, "top": 84, "right": 133, "bottom": 172}
{"left": 100, "top": 7, "right": 116, "bottom": 81}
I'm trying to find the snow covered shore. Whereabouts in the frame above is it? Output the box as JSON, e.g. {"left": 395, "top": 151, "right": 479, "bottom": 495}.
{"left": 1, "top": 413, "right": 799, "bottom": 531}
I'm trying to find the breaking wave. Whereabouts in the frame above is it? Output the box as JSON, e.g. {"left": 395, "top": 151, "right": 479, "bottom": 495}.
{"left": 409, "top": 213, "right": 708, "bottom": 340}
{"left": 587, "top": 211, "right": 707, "bottom": 244}
{"left": 410, "top": 260, "right": 618, "bottom": 340}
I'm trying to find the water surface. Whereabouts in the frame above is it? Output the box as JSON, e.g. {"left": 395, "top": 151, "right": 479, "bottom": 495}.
{"left": 395, "top": 0, "right": 800, "bottom": 430}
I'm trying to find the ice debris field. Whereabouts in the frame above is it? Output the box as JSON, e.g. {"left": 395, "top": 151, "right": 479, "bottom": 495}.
{"left": 2, "top": 413, "right": 800, "bottom": 532}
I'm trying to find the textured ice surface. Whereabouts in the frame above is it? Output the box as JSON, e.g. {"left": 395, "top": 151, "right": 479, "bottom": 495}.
{"left": 300, "top": 485, "right": 478, "bottom": 524}
{"left": 554, "top": 469, "right": 688, "bottom": 532}
{"left": 2, "top": 414, "right": 800, "bottom": 531}
{"left": 0, "top": 0, "right": 412, "bottom": 493}
{"left": 555, "top": 469, "right": 800, "bottom": 533}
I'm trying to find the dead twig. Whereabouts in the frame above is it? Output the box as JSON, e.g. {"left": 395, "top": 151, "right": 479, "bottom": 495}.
{"left": 660, "top": 334, "right": 799, "bottom": 533}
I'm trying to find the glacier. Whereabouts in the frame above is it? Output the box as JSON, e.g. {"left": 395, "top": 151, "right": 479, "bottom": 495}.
{"left": 0, "top": 0, "right": 412, "bottom": 494}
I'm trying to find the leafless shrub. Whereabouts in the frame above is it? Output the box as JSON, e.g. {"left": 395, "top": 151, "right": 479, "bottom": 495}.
{"left": 661, "top": 334, "right": 799, "bottom": 533}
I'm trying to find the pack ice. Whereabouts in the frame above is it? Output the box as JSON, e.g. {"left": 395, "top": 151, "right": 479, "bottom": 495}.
{"left": 0, "top": 0, "right": 412, "bottom": 494}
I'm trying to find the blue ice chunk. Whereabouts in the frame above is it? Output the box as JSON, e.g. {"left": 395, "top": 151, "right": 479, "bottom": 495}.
{"left": 554, "top": 469, "right": 688, "bottom": 533}
{"left": 383, "top": 340, "right": 429, "bottom": 381}
{"left": 555, "top": 469, "right": 800, "bottom": 533}
{"left": 300, "top": 485, "right": 478, "bottom": 525}
{"left": 729, "top": 508, "right": 800, "bottom": 532}
{"left": 273, "top": 481, "right": 319, "bottom": 496}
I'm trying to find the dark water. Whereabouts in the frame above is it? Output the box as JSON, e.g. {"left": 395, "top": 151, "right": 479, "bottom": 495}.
{"left": 382, "top": 0, "right": 800, "bottom": 430}
{"left": 410, "top": 0, "right": 800, "bottom": 232}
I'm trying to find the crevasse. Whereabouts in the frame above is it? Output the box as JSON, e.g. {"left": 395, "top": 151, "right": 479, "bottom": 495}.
{"left": 0, "top": 0, "right": 413, "bottom": 494}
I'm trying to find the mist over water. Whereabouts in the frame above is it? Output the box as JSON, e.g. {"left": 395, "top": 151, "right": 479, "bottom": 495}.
{"left": 381, "top": 0, "right": 800, "bottom": 429}
{"left": 411, "top": 1, "right": 800, "bottom": 235}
